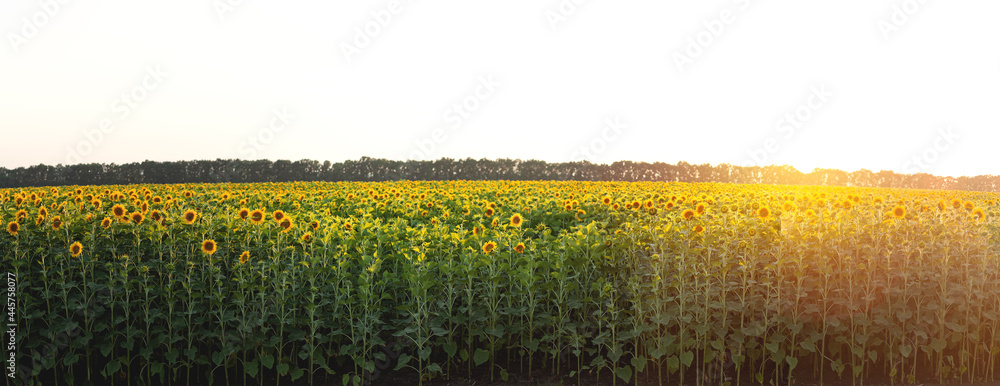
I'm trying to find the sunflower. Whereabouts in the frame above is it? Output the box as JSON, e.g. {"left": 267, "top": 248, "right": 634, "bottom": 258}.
{"left": 38, "top": 207, "right": 48, "bottom": 218}
{"left": 301, "top": 232, "right": 313, "bottom": 243}
{"left": 151, "top": 210, "right": 163, "bottom": 224}
{"left": 201, "top": 239, "right": 217, "bottom": 255}
{"left": 973, "top": 208, "right": 985, "bottom": 221}
{"left": 757, "top": 207, "right": 770, "bottom": 219}
{"left": 514, "top": 242, "right": 526, "bottom": 253}
{"left": 130, "top": 212, "right": 144, "bottom": 225}
{"left": 279, "top": 217, "right": 294, "bottom": 232}
{"left": 696, "top": 203, "right": 706, "bottom": 214}
{"left": 485, "top": 208, "right": 495, "bottom": 217}
{"left": 575, "top": 209, "right": 586, "bottom": 221}
{"left": 239, "top": 251, "right": 250, "bottom": 264}
{"left": 964, "top": 201, "right": 975, "bottom": 211}
{"left": 183, "top": 210, "right": 198, "bottom": 224}
{"left": 482, "top": 241, "right": 497, "bottom": 254}
{"left": 952, "top": 199, "right": 962, "bottom": 209}
{"left": 273, "top": 210, "right": 286, "bottom": 222}
{"left": 682, "top": 209, "right": 696, "bottom": 220}
{"left": 69, "top": 241, "right": 83, "bottom": 257}
{"left": 51, "top": 216, "right": 63, "bottom": 230}
{"left": 310, "top": 221, "right": 319, "bottom": 230}
{"left": 344, "top": 222, "right": 353, "bottom": 231}
{"left": 510, "top": 213, "right": 523, "bottom": 227}
{"left": 6, "top": 221, "right": 19, "bottom": 236}
{"left": 112, "top": 204, "right": 126, "bottom": 218}
{"left": 249, "top": 209, "right": 265, "bottom": 224}
{"left": 602, "top": 197, "right": 612, "bottom": 205}
{"left": 693, "top": 225, "right": 705, "bottom": 234}
{"left": 101, "top": 217, "right": 113, "bottom": 228}
{"left": 892, "top": 205, "right": 906, "bottom": 219}
{"left": 238, "top": 208, "right": 249, "bottom": 220}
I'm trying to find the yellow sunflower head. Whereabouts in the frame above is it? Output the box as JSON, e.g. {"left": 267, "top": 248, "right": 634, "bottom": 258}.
{"left": 112, "top": 204, "right": 126, "bottom": 218}
{"left": 201, "top": 239, "right": 217, "bottom": 255}
{"left": 183, "top": 210, "right": 198, "bottom": 224}
{"left": 892, "top": 205, "right": 905, "bottom": 219}
{"left": 514, "top": 242, "right": 526, "bottom": 253}
{"left": 279, "top": 218, "right": 294, "bottom": 232}
{"left": 510, "top": 213, "right": 523, "bottom": 227}
{"left": 682, "top": 209, "right": 696, "bottom": 221}
{"left": 6, "top": 221, "right": 20, "bottom": 236}
{"left": 482, "top": 241, "right": 497, "bottom": 254}
{"left": 239, "top": 251, "right": 250, "bottom": 264}
{"left": 69, "top": 241, "right": 83, "bottom": 257}
{"left": 249, "top": 209, "right": 265, "bottom": 224}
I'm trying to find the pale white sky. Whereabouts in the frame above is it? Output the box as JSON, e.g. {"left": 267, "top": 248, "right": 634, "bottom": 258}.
{"left": 2, "top": 1, "right": 999, "bottom": 177}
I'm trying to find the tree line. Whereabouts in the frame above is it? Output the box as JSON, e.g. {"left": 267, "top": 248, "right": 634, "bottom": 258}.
{"left": 0, "top": 157, "right": 997, "bottom": 192}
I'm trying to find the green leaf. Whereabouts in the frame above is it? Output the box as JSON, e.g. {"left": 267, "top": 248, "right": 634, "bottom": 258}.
{"left": 679, "top": 351, "right": 694, "bottom": 368}
{"left": 277, "top": 363, "right": 289, "bottom": 376}
{"left": 930, "top": 338, "right": 947, "bottom": 353}
{"left": 899, "top": 344, "right": 912, "bottom": 358}
{"left": 261, "top": 354, "right": 275, "bottom": 369}
{"left": 103, "top": 360, "right": 121, "bottom": 377}
{"left": 443, "top": 341, "right": 458, "bottom": 357}
{"left": 165, "top": 349, "right": 180, "bottom": 363}
{"left": 395, "top": 354, "right": 412, "bottom": 371}
{"left": 630, "top": 355, "right": 647, "bottom": 372}
{"left": 474, "top": 348, "right": 490, "bottom": 366}
{"left": 615, "top": 365, "right": 633, "bottom": 383}
{"left": 786, "top": 356, "right": 798, "bottom": 370}
{"left": 246, "top": 360, "right": 260, "bottom": 378}
{"left": 290, "top": 367, "right": 304, "bottom": 381}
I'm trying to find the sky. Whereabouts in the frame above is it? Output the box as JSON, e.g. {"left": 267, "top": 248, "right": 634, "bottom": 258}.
{"left": 1, "top": 0, "right": 999, "bottom": 178}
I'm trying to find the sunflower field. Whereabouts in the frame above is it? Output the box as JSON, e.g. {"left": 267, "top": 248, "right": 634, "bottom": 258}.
{"left": 3, "top": 181, "right": 1000, "bottom": 386}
